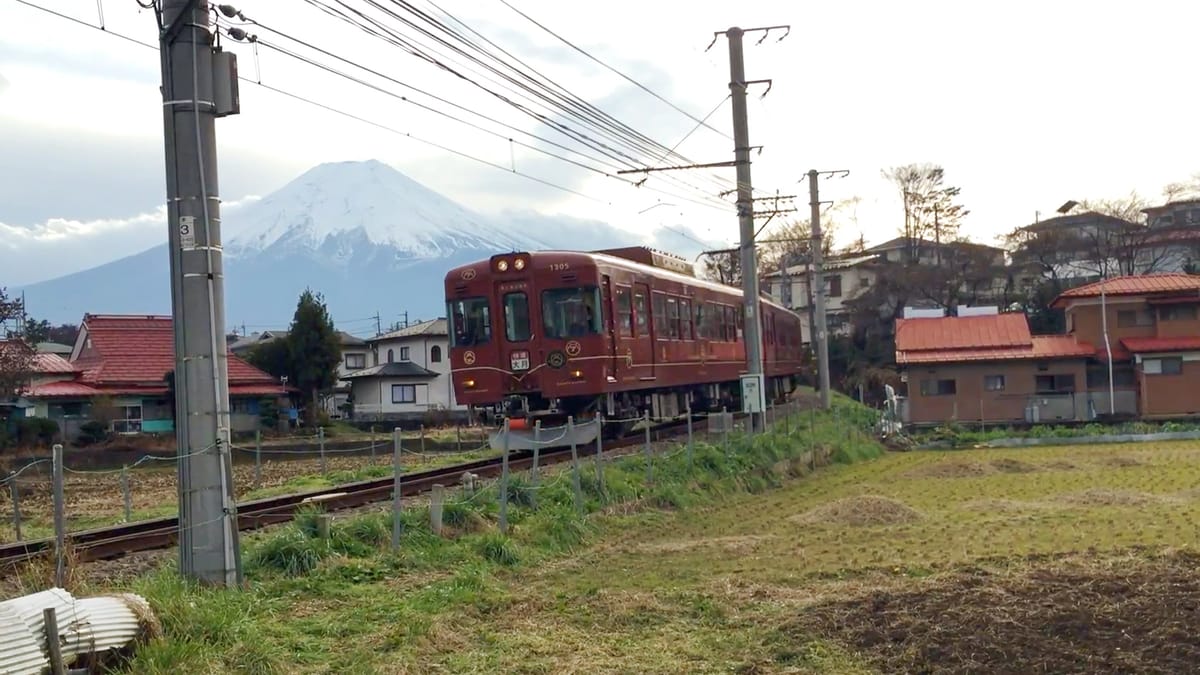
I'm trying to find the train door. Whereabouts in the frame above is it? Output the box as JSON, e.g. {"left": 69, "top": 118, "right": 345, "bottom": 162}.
{"left": 632, "top": 282, "right": 655, "bottom": 379}
{"left": 602, "top": 275, "right": 618, "bottom": 375}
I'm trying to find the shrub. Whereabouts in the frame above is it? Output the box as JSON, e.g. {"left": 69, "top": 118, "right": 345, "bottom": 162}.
{"left": 76, "top": 420, "right": 110, "bottom": 446}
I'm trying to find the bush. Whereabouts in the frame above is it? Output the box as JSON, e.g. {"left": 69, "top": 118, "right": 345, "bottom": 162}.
{"left": 76, "top": 420, "right": 110, "bottom": 446}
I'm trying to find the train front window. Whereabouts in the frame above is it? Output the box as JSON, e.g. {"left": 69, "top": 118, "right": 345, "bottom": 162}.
{"left": 503, "top": 292, "right": 531, "bottom": 342}
{"left": 448, "top": 297, "right": 492, "bottom": 346}
{"left": 541, "top": 286, "right": 601, "bottom": 338}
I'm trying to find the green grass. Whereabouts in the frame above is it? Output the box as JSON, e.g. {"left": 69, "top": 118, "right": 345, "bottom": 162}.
{"left": 94, "top": 395, "right": 882, "bottom": 674}
{"left": 914, "top": 419, "right": 1200, "bottom": 448}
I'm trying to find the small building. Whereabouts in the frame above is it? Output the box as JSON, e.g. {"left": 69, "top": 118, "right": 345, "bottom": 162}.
{"left": 761, "top": 254, "right": 879, "bottom": 343}
{"left": 345, "top": 318, "right": 466, "bottom": 423}
{"left": 329, "top": 331, "right": 371, "bottom": 419}
{"left": 896, "top": 274, "right": 1200, "bottom": 426}
{"left": 1054, "top": 274, "right": 1200, "bottom": 418}
{"left": 20, "top": 314, "right": 290, "bottom": 438}
{"left": 895, "top": 310, "right": 1094, "bottom": 426}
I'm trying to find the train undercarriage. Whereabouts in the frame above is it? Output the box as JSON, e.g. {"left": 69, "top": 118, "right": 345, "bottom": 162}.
{"left": 473, "top": 376, "right": 797, "bottom": 451}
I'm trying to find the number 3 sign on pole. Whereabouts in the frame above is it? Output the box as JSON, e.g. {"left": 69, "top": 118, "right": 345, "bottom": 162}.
{"left": 179, "top": 215, "right": 196, "bottom": 248}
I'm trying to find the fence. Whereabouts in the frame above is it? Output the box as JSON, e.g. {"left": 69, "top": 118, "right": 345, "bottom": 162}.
{"left": 0, "top": 395, "right": 882, "bottom": 583}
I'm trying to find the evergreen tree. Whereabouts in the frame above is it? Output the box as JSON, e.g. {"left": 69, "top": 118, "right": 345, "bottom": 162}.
{"left": 286, "top": 289, "right": 341, "bottom": 425}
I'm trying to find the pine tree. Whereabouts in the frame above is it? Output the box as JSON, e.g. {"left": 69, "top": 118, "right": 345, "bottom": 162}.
{"left": 286, "top": 289, "right": 341, "bottom": 425}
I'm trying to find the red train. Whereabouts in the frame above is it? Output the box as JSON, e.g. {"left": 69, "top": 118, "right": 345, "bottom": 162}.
{"left": 443, "top": 247, "right": 804, "bottom": 447}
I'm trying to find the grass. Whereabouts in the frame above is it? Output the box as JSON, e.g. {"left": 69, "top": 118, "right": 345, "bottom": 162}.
{"left": 78, "top": 395, "right": 1200, "bottom": 673}
{"left": 913, "top": 419, "right": 1200, "bottom": 448}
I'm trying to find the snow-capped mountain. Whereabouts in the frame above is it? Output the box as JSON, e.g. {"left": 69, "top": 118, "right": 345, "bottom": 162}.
{"left": 18, "top": 160, "right": 720, "bottom": 328}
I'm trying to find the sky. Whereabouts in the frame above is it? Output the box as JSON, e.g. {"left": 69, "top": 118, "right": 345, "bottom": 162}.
{"left": 2, "top": 0, "right": 1199, "bottom": 287}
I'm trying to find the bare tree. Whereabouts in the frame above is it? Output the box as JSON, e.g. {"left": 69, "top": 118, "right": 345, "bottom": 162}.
{"left": 1162, "top": 172, "right": 1200, "bottom": 203}
{"left": 882, "top": 163, "right": 970, "bottom": 262}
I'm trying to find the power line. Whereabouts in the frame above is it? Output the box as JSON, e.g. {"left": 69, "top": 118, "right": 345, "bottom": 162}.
{"left": 495, "top": 0, "right": 734, "bottom": 142}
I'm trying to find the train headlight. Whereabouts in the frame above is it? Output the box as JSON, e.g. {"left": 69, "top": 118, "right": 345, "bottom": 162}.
{"left": 514, "top": 258, "right": 526, "bottom": 271}
{"left": 464, "top": 378, "right": 476, "bottom": 388}
{"left": 571, "top": 369, "right": 583, "bottom": 380}
{"left": 496, "top": 259, "right": 509, "bottom": 272}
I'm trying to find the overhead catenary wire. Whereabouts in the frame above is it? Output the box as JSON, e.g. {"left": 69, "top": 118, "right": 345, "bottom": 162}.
{"left": 296, "top": 0, "right": 737, "bottom": 207}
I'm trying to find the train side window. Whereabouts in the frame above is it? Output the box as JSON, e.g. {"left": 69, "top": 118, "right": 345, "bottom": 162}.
{"left": 666, "top": 298, "right": 680, "bottom": 339}
{"left": 679, "top": 299, "right": 693, "bottom": 340}
{"left": 652, "top": 293, "right": 667, "bottom": 338}
{"left": 634, "top": 292, "right": 648, "bottom": 336}
{"left": 503, "top": 292, "right": 531, "bottom": 342}
{"left": 694, "top": 302, "right": 705, "bottom": 339}
{"left": 616, "top": 287, "right": 633, "bottom": 337}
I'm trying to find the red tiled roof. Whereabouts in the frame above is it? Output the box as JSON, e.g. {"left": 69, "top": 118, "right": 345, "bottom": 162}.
{"left": 1121, "top": 336, "right": 1200, "bottom": 354}
{"left": 895, "top": 313, "right": 1032, "bottom": 353}
{"left": 229, "top": 384, "right": 289, "bottom": 396}
{"left": 1052, "top": 274, "right": 1200, "bottom": 307}
{"left": 898, "top": 335, "right": 1094, "bottom": 364}
{"left": 25, "top": 381, "right": 103, "bottom": 398}
{"left": 1094, "top": 344, "right": 1133, "bottom": 362}
{"left": 75, "top": 315, "right": 281, "bottom": 387}
{"left": 31, "top": 353, "right": 79, "bottom": 374}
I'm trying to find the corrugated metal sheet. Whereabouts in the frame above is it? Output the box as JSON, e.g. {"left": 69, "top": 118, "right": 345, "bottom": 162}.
{"left": 72, "top": 595, "right": 150, "bottom": 655}
{"left": 0, "top": 603, "right": 48, "bottom": 675}
{"left": 0, "top": 588, "right": 154, "bottom": 671}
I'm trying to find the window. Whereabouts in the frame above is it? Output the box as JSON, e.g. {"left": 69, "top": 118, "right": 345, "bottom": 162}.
{"left": 828, "top": 275, "right": 843, "bottom": 298}
{"left": 860, "top": 276, "right": 871, "bottom": 287}
{"left": 920, "top": 379, "right": 956, "bottom": 396}
{"left": 448, "top": 297, "right": 491, "bottom": 346}
{"left": 430, "top": 345, "right": 442, "bottom": 363}
{"left": 652, "top": 293, "right": 666, "bottom": 338}
{"left": 386, "top": 349, "right": 394, "bottom": 363}
{"left": 666, "top": 297, "right": 680, "bottom": 338}
{"left": 113, "top": 404, "right": 143, "bottom": 433}
{"left": 345, "top": 353, "right": 366, "bottom": 370}
{"left": 399, "top": 346, "right": 410, "bottom": 361}
{"left": 694, "top": 302, "right": 706, "bottom": 339}
{"left": 1144, "top": 357, "right": 1183, "bottom": 375}
{"left": 633, "top": 292, "right": 648, "bottom": 336}
{"left": 541, "top": 286, "right": 601, "bottom": 338}
{"left": 984, "top": 375, "right": 1005, "bottom": 391}
{"left": 1117, "top": 309, "right": 1153, "bottom": 327}
{"left": 1035, "top": 374, "right": 1076, "bottom": 393}
{"left": 616, "top": 287, "right": 633, "bottom": 337}
{"left": 723, "top": 305, "right": 736, "bottom": 341}
{"left": 1159, "top": 305, "right": 1198, "bottom": 322}
{"left": 391, "top": 384, "right": 416, "bottom": 404}
{"left": 679, "top": 299, "right": 693, "bottom": 339}
{"left": 503, "top": 292, "right": 531, "bottom": 342}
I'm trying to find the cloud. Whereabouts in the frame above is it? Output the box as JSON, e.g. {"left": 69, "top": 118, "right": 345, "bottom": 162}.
{"left": 0, "top": 196, "right": 260, "bottom": 286}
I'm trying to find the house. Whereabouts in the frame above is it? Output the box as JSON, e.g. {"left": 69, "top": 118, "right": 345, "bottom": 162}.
{"left": 761, "top": 254, "right": 880, "bottom": 343}
{"left": 36, "top": 342, "right": 74, "bottom": 356}
{"left": 344, "top": 318, "right": 466, "bottom": 423}
{"left": 1139, "top": 198, "right": 1200, "bottom": 274}
{"left": 862, "top": 236, "right": 1007, "bottom": 269}
{"left": 20, "top": 314, "right": 290, "bottom": 437}
{"left": 329, "top": 331, "right": 371, "bottom": 419}
{"left": 895, "top": 273, "right": 1200, "bottom": 426}
{"left": 1053, "top": 274, "right": 1200, "bottom": 418}
{"left": 228, "top": 330, "right": 289, "bottom": 356}
{"left": 895, "top": 309, "right": 1095, "bottom": 426}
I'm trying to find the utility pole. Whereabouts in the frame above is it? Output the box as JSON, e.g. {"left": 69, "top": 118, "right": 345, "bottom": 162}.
{"left": 715, "top": 25, "right": 788, "bottom": 430}
{"left": 157, "top": 0, "right": 241, "bottom": 587}
{"left": 807, "top": 170, "right": 831, "bottom": 409}
{"left": 374, "top": 312, "right": 381, "bottom": 337}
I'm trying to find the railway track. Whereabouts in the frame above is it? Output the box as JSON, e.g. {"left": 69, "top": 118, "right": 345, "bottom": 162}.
{"left": 0, "top": 418, "right": 699, "bottom": 568}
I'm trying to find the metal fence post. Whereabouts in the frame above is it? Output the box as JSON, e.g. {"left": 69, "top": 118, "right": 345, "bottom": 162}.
{"left": 643, "top": 409, "right": 653, "bottom": 486}
{"left": 420, "top": 424, "right": 426, "bottom": 454}
{"left": 8, "top": 472, "right": 22, "bottom": 541}
{"left": 531, "top": 420, "right": 542, "bottom": 485}
{"left": 254, "top": 429, "right": 262, "bottom": 487}
{"left": 722, "top": 405, "right": 730, "bottom": 459}
{"left": 594, "top": 416, "right": 605, "bottom": 494}
{"left": 499, "top": 419, "right": 511, "bottom": 534}
{"left": 318, "top": 426, "right": 327, "bottom": 475}
{"left": 44, "top": 607, "right": 64, "bottom": 675}
{"left": 686, "top": 401, "right": 694, "bottom": 474}
{"left": 391, "top": 428, "right": 402, "bottom": 551}
{"left": 456, "top": 425, "right": 462, "bottom": 453}
{"left": 568, "top": 416, "right": 582, "bottom": 515}
{"left": 120, "top": 465, "right": 132, "bottom": 523}
{"left": 369, "top": 425, "right": 376, "bottom": 465}
{"left": 52, "top": 443, "right": 65, "bottom": 588}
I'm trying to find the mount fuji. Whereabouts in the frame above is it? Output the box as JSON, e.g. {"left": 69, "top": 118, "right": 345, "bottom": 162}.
{"left": 18, "top": 160, "right": 719, "bottom": 329}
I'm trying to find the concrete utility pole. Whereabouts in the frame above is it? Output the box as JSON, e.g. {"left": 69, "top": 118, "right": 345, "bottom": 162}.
{"left": 807, "top": 170, "right": 832, "bottom": 409}
{"left": 715, "top": 25, "right": 787, "bottom": 428}
{"left": 158, "top": 0, "right": 241, "bottom": 586}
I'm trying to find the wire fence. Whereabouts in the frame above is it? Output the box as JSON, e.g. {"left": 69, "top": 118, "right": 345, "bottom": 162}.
{"left": 0, "top": 396, "right": 885, "bottom": 581}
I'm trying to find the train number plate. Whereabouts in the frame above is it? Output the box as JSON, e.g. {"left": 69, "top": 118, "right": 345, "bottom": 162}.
{"left": 510, "top": 351, "right": 531, "bottom": 371}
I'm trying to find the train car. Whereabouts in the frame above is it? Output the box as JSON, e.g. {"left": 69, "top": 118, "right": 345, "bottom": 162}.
{"left": 443, "top": 247, "right": 804, "bottom": 449}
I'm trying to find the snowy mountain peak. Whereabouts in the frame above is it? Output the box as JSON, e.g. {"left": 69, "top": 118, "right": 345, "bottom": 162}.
{"left": 225, "top": 159, "right": 546, "bottom": 257}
